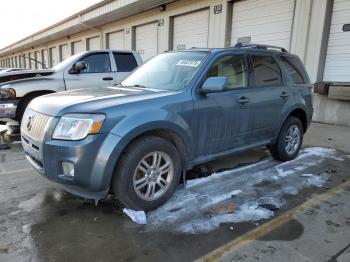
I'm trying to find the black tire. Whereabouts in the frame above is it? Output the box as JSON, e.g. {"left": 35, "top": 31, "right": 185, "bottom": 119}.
{"left": 270, "top": 116, "right": 304, "bottom": 161}
{"left": 112, "top": 136, "right": 182, "bottom": 211}
{"left": 16, "top": 95, "right": 36, "bottom": 123}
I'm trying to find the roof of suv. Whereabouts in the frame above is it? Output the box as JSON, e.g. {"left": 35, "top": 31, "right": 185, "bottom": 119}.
{"left": 178, "top": 43, "right": 290, "bottom": 55}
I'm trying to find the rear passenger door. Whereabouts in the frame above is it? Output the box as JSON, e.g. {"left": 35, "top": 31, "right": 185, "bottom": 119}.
{"left": 244, "top": 54, "right": 290, "bottom": 144}
{"left": 112, "top": 52, "right": 139, "bottom": 82}
{"left": 65, "top": 52, "right": 115, "bottom": 90}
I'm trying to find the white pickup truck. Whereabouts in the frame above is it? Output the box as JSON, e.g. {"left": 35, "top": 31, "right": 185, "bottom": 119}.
{"left": 0, "top": 50, "right": 142, "bottom": 121}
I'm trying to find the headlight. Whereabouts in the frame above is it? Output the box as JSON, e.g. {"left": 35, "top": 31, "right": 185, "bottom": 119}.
{"left": 0, "top": 84, "right": 16, "bottom": 99}
{"left": 52, "top": 114, "right": 105, "bottom": 141}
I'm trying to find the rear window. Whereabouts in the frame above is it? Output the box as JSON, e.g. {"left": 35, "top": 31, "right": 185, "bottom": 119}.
{"left": 281, "top": 56, "right": 309, "bottom": 84}
{"left": 251, "top": 55, "right": 282, "bottom": 87}
{"left": 113, "top": 53, "right": 138, "bottom": 72}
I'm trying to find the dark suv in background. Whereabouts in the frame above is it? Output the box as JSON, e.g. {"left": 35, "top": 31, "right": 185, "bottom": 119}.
{"left": 21, "top": 44, "right": 313, "bottom": 211}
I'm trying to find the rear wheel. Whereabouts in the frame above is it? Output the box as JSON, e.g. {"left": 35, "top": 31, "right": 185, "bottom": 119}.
{"left": 270, "top": 116, "right": 303, "bottom": 161}
{"left": 112, "top": 136, "right": 181, "bottom": 211}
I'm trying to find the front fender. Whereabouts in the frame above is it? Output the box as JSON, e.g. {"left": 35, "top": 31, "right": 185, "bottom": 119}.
{"left": 109, "top": 109, "right": 192, "bottom": 156}
{"left": 5, "top": 77, "right": 65, "bottom": 97}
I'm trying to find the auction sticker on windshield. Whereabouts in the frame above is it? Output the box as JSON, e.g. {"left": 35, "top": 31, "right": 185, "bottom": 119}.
{"left": 176, "top": 60, "right": 202, "bottom": 67}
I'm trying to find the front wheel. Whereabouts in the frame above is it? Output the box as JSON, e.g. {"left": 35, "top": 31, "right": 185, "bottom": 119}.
{"left": 270, "top": 116, "right": 303, "bottom": 161}
{"left": 112, "top": 136, "right": 181, "bottom": 211}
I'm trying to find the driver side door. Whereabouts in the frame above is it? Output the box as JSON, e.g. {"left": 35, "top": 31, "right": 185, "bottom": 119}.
{"left": 192, "top": 53, "right": 251, "bottom": 157}
{"left": 64, "top": 52, "right": 115, "bottom": 90}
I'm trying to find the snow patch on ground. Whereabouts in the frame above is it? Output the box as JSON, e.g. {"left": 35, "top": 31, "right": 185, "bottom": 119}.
{"left": 141, "top": 147, "right": 340, "bottom": 233}
{"left": 123, "top": 209, "right": 147, "bottom": 225}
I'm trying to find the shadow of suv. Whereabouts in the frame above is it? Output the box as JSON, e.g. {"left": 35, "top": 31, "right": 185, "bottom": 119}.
{"left": 21, "top": 44, "right": 313, "bottom": 211}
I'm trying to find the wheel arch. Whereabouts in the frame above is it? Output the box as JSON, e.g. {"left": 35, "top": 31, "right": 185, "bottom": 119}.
{"left": 16, "top": 90, "right": 56, "bottom": 120}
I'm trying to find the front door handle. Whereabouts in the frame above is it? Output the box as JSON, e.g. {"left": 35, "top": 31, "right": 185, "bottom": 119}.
{"left": 237, "top": 97, "right": 251, "bottom": 104}
{"left": 103, "top": 77, "right": 114, "bottom": 81}
{"left": 280, "top": 92, "right": 290, "bottom": 98}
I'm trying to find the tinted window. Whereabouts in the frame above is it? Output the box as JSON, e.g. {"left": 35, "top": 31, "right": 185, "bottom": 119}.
{"left": 252, "top": 55, "right": 282, "bottom": 87}
{"left": 281, "top": 56, "right": 308, "bottom": 84}
{"left": 80, "top": 53, "right": 111, "bottom": 73}
{"left": 207, "top": 55, "right": 247, "bottom": 90}
{"left": 113, "top": 53, "right": 138, "bottom": 72}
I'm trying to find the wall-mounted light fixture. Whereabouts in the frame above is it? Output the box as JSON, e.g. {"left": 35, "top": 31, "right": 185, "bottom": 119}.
{"left": 159, "top": 4, "right": 166, "bottom": 12}
{"left": 343, "top": 24, "right": 350, "bottom": 32}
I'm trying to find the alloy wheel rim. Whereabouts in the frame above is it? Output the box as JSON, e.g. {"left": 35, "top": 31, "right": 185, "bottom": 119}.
{"left": 284, "top": 124, "right": 301, "bottom": 155}
{"left": 133, "top": 151, "right": 174, "bottom": 201}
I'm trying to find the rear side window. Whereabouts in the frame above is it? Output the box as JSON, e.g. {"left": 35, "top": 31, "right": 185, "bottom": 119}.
{"left": 281, "top": 56, "right": 309, "bottom": 84}
{"left": 251, "top": 55, "right": 282, "bottom": 87}
{"left": 113, "top": 53, "right": 138, "bottom": 72}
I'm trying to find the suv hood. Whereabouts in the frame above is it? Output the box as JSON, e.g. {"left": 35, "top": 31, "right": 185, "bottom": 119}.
{"left": 0, "top": 69, "right": 55, "bottom": 84}
{"left": 29, "top": 86, "right": 174, "bottom": 116}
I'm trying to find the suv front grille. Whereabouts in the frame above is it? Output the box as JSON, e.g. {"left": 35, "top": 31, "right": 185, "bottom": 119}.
{"left": 21, "top": 108, "right": 52, "bottom": 141}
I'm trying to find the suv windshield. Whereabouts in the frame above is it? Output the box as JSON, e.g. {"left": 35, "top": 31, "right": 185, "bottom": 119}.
{"left": 122, "top": 51, "right": 208, "bottom": 91}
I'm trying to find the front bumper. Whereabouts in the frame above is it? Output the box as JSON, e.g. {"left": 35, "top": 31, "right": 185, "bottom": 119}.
{"left": 0, "top": 100, "right": 17, "bottom": 118}
{"left": 22, "top": 130, "right": 124, "bottom": 201}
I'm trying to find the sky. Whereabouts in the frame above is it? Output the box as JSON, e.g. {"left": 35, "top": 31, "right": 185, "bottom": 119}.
{"left": 0, "top": 0, "right": 101, "bottom": 49}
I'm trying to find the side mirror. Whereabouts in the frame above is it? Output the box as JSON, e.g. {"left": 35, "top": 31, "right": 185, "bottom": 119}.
{"left": 71, "top": 61, "right": 87, "bottom": 74}
{"left": 200, "top": 77, "right": 229, "bottom": 94}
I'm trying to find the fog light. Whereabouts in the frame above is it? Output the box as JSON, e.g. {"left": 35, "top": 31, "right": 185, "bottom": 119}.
{"left": 62, "top": 161, "right": 74, "bottom": 177}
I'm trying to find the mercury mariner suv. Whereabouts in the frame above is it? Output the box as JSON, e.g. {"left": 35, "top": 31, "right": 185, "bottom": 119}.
{"left": 21, "top": 44, "right": 313, "bottom": 211}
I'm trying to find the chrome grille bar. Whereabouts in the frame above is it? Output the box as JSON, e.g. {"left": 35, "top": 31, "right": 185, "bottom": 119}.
{"left": 21, "top": 108, "right": 52, "bottom": 141}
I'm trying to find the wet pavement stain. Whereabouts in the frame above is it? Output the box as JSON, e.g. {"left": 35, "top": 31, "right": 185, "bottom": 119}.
{"left": 258, "top": 219, "right": 304, "bottom": 241}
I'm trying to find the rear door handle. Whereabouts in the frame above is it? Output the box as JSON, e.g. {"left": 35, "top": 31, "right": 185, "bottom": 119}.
{"left": 237, "top": 97, "right": 251, "bottom": 104}
{"left": 280, "top": 92, "right": 290, "bottom": 98}
{"left": 103, "top": 77, "right": 114, "bottom": 81}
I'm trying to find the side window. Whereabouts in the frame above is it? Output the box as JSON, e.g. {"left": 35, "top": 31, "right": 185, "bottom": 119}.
{"left": 281, "top": 56, "right": 309, "bottom": 84}
{"left": 206, "top": 55, "right": 247, "bottom": 90}
{"left": 251, "top": 55, "right": 282, "bottom": 87}
{"left": 79, "top": 53, "right": 111, "bottom": 73}
{"left": 113, "top": 53, "right": 138, "bottom": 72}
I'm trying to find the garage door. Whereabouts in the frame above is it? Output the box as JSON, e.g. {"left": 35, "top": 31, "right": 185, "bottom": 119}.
{"left": 60, "top": 44, "right": 69, "bottom": 62}
{"left": 72, "top": 41, "right": 83, "bottom": 55}
{"left": 49, "top": 47, "right": 58, "bottom": 67}
{"left": 173, "top": 9, "right": 209, "bottom": 50}
{"left": 231, "top": 0, "right": 295, "bottom": 50}
{"left": 42, "top": 49, "right": 48, "bottom": 68}
{"left": 87, "top": 36, "right": 101, "bottom": 51}
{"left": 323, "top": 0, "right": 350, "bottom": 82}
{"left": 107, "top": 30, "right": 125, "bottom": 49}
{"left": 135, "top": 22, "right": 158, "bottom": 61}
{"left": 35, "top": 51, "right": 42, "bottom": 68}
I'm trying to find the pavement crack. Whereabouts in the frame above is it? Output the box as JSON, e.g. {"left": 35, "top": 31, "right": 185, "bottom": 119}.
{"left": 326, "top": 242, "right": 350, "bottom": 262}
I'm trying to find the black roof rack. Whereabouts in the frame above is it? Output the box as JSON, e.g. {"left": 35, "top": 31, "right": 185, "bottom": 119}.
{"left": 234, "top": 42, "right": 288, "bottom": 53}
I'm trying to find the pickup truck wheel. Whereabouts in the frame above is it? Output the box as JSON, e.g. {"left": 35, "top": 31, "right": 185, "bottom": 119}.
{"left": 270, "top": 116, "right": 303, "bottom": 161}
{"left": 113, "top": 136, "right": 181, "bottom": 211}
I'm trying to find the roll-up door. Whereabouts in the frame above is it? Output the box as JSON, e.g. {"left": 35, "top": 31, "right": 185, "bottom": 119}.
{"left": 49, "top": 47, "right": 58, "bottom": 67}
{"left": 323, "top": 0, "right": 350, "bottom": 82}
{"left": 42, "top": 50, "right": 48, "bottom": 68}
{"left": 87, "top": 36, "right": 101, "bottom": 51}
{"left": 35, "top": 51, "right": 42, "bottom": 68}
{"left": 231, "top": 0, "right": 295, "bottom": 50}
{"left": 107, "top": 30, "right": 125, "bottom": 49}
{"left": 135, "top": 22, "right": 158, "bottom": 61}
{"left": 59, "top": 44, "right": 69, "bottom": 62}
{"left": 72, "top": 41, "right": 83, "bottom": 55}
{"left": 173, "top": 9, "right": 210, "bottom": 50}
